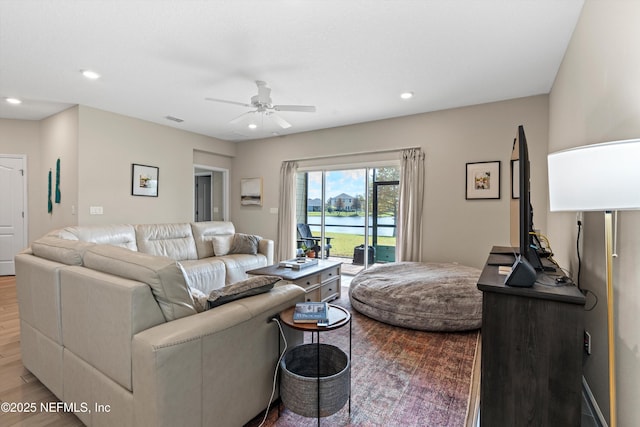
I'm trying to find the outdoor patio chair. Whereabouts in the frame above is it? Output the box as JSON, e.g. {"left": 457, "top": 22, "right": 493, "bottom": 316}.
{"left": 297, "top": 223, "right": 333, "bottom": 257}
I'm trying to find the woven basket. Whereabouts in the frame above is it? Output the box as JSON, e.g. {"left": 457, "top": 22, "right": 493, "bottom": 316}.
{"left": 280, "top": 343, "right": 350, "bottom": 418}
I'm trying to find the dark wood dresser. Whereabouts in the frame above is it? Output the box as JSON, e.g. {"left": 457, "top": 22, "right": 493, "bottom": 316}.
{"left": 477, "top": 247, "right": 586, "bottom": 426}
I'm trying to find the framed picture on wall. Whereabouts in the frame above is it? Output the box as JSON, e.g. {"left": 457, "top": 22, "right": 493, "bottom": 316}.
{"left": 132, "top": 163, "right": 159, "bottom": 197}
{"left": 465, "top": 161, "right": 501, "bottom": 200}
{"left": 240, "top": 177, "right": 262, "bottom": 206}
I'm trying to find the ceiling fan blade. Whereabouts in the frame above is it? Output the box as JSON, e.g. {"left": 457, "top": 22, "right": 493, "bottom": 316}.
{"left": 268, "top": 113, "right": 292, "bottom": 129}
{"left": 273, "top": 105, "right": 316, "bottom": 113}
{"left": 205, "top": 97, "right": 252, "bottom": 108}
{"left": 229, "top": 111, "right": 256, "bottom": 124}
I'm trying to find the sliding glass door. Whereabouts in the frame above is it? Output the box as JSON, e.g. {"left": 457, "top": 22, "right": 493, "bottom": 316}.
{"left": 296, "top": 166, "right": 398, "bottom": 272}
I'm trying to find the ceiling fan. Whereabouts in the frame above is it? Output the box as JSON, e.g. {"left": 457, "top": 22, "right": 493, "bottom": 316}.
{"left": 205, "top": 80, "right": 316, "bottom": 129}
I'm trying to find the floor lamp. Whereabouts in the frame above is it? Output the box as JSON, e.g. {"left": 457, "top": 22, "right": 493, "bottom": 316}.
{"left": 548, "top": 138, "right": 640, "bottom": 427}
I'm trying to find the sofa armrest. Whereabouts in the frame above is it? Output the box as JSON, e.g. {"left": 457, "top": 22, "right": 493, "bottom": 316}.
{"left": 258, "top": 238, "right": 274, "bottom": 265}
{"left": 132, "top": 284, "right": 304, "bottom": 427}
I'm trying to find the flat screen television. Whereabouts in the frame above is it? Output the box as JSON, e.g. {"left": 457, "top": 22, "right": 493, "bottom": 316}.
{"left": 505, "top": 125, "right": 538, "bottom": 287}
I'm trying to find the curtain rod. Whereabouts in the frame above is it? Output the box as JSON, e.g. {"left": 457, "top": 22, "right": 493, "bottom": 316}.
{"left": 285, "top": 146, "right": 421, "bottom": 162}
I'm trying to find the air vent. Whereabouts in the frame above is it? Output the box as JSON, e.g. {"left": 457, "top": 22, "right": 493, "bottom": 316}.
{"left": 165, "top": 115, "right": 184, "bottom": 123}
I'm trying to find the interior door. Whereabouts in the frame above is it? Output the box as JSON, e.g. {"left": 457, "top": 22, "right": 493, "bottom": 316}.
{"left": 194, "top": 174, "right": 212, "bottom": 222}
{"left": 0, "top": 155, "right": 27, "bottom": 275}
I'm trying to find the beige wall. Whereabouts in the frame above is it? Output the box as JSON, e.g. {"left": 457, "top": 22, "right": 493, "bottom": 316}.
{"left": 232, "top": 95, "right": 549, "bottom": 269}
{"left": 40, "top": 106, "right": 80, "bottom": 235}
{"left": 2, "top": 106, "right": 235, "bottom": 242}
{"left": 76, "top": 106, "right": 236, "bottom": 226}
{"left": 548, "top": 1, "right": 640, "bottom": 424}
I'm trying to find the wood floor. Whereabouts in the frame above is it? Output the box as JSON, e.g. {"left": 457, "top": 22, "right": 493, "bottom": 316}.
{"left": 0, "top": 275, "right": 83, "bottom": 427}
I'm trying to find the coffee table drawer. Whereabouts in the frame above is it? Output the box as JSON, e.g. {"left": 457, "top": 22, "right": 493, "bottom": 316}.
{"left": 320, "top": 267, "right": 339, "bottom": 283}
{"left": 320, "top": 277, "right": 340, "bottom": 302}
{"left": 294, "top": 274, "right": 321, "bottom": 290}
{"left": 304, "top": 287, "right": 322, "bottom": 302}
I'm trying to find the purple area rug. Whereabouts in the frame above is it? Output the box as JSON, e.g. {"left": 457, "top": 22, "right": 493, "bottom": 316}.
{"left": 246, "top": 286, "right": 479, "bottom": 427}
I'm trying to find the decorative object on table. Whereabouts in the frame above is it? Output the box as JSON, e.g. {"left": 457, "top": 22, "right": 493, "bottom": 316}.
{"left": 278, "top": 257, "right": 319, "bottom": 270}
{"left": 548, "top": 138, "right": 640, "bottom": 427}
{"left": 55, "top": 158, "right": 61, "bottom": 203}
{"left": 47, "top": 169, "right": 52, "bottom": 213}
{"left": 465, "top": 160, "right": 501, "bottom": 200}
{"left": 293, "top": 302, "right": 329, "bottom": 324}
{"left": 240, "top": 177, "right": 262, "bottom": 206}
{"left": 131, "top": 163, "right": 159, "bottom": 197}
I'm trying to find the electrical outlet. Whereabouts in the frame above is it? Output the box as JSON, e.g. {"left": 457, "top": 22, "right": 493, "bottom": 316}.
{"left": 584, "top": 331, "right": 592, "bottom": 355}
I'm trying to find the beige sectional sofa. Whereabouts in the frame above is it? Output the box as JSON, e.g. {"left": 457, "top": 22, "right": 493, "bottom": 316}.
{"left": 15, "top": 221, "right": 305, "bottom": 426}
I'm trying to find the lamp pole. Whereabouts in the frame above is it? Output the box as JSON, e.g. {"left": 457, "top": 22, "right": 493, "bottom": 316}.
{"left": 604, "top": 211, "right": 617, "bottom": 427}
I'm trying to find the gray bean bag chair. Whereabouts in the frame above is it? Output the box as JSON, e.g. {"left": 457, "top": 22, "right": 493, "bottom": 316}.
{"left": 349, "top": 262, "right": 482, "bottom": 331}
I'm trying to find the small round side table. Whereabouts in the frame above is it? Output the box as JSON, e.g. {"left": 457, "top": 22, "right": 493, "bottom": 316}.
{"left": 278, "top": 304, "right": 352, "bottom": 425}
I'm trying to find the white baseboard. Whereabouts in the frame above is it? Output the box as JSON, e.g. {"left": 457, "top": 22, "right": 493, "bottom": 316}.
{"left": 583, "top": 376, "right": 607, "bottom": 427}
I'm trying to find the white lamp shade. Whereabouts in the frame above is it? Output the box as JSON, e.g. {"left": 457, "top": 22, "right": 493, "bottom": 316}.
{"left": 548, "top": 139, "right": 640, "bottom": 212}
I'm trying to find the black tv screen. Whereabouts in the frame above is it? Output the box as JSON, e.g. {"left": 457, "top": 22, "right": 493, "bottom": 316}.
{"left": 517, "top": 126, "right": 531, "bottom": 260}
{"left": 517, "top": 125, "right": 545, "bottom": 270}
{"left": 504, "top": 125, "right": 538, "bottom": 287}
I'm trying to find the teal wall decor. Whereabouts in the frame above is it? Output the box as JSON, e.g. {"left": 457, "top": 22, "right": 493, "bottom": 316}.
{"left": 48, "top": 169, "right": 52, "bottom": 213}
{"left": 55, "top": 158, "right": 61, "bottom": 203}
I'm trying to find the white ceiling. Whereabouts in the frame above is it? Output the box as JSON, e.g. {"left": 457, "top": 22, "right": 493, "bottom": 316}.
{"left": 0, "top": 0, "right": 584, "bottom": 142}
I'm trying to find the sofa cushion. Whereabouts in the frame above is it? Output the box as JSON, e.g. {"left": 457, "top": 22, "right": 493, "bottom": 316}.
{"left": 135, "top": 223, "right": 198, "bottom": 261}
{"left": 228, "top": 233, "right": 260, "bottom": 255}
{"left": 62, "top": 224, "right": 138, "bottom": 251}
{"left": 211, "top": 235, "right": 234, "bottom": 256}
{"left": 178, "top": 258, "right": 227, "bottom": 294}
{"left": 83, "top": 245, "right": 197, "bottom": 321}
{"left": 190, "top": 221, "right": 235, "bottom": 259}
{"left": 31, "top": 236, "right": 96, "bottom": 265}
{"left": 207, "top": 275, "right": 281, "bottom": 308}
{"left": 221, "top": 254, "right": 268, "bottom": 284}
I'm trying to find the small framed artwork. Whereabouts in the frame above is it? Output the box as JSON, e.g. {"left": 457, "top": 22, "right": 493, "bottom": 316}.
{"left": 465, "top": 161, "right": 501, "bottom": 200}
{"left": 240, "top": 177, "right": 262, "bottom": 206}
{"left": 132, "top": 163, "right": 159, "bottom": 197}
{"left": 511, "top": 159, "right": 520, "bottom": 199}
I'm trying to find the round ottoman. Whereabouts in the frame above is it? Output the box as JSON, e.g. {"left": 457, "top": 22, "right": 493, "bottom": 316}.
{"left": 349, "top": 262, "right": 483, "bottom": 331}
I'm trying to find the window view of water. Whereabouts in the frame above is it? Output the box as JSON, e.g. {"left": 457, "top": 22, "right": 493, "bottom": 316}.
{"left": 308, "top": 216, "right": 396, "bottom": 237}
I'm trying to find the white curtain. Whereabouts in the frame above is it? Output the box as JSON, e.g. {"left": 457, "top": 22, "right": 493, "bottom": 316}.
{"left": 397, "top": 148, "right": 425, "bottom": 261}
{"left": 276, "top": 161, "right": 298, "bottom": 262}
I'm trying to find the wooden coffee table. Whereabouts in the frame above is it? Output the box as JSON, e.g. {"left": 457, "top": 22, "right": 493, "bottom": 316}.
{"left": 247, "top": 259, "right": 342, "bottom": 303}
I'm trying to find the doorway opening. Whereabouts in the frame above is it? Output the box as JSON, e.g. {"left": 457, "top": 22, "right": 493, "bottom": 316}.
{"left": 193, "top": 165, "right": 228, "bottom": 222}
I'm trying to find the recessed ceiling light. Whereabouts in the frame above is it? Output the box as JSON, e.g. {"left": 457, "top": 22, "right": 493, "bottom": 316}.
{"left": 400, "top": 92, "right": 414, "bottom": 100}
{"left": 81, "top": 69, "right": 101, "bottom": 80}
{"left": 5, "top": 97, "right": 22, "bottom": 104}
{"left": 248, "top": 123, "right": 257, "bottom": 130}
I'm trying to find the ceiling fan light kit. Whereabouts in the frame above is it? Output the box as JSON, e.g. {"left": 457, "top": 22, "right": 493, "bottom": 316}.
{"left": 205, "top": 80, "right": 315, "bottom": 131}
